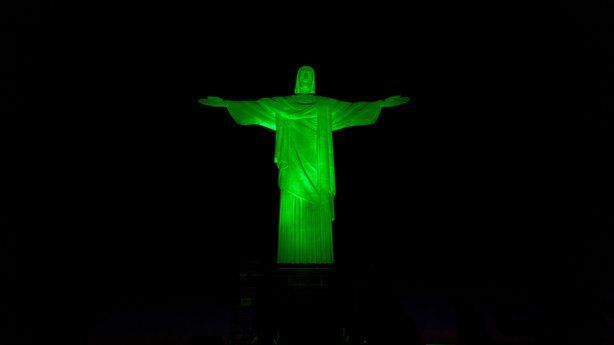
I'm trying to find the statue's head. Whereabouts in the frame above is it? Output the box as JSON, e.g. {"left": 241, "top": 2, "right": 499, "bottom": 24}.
{"left": 294, "top": 66, "right": 315, "bottom": 95}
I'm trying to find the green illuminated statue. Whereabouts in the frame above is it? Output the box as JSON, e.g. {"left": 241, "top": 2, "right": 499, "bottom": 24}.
{"left": 199, "top": 66, "right": 409, "bottom": 264}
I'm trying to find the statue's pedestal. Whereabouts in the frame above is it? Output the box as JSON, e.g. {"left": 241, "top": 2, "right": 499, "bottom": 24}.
{"left": 232, "top": 262, "right": 354, "bottom": 345}
{"left": 271, "top": 264, "right": 345, "bottom": 345}
{"left": 274, "top": 264, "right": 338, "bottom": 292}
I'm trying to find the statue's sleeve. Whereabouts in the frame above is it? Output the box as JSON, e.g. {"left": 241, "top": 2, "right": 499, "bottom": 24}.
{"left": 226, "top": 98, "right": 280, "bottom": 130}
{"left": 330, "top": 99, "right": 383, "bottom": 131}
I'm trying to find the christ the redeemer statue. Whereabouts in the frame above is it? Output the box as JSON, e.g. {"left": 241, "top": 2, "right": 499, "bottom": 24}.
{"left": 199, "top": 66, "right": 409, "bottom": 265}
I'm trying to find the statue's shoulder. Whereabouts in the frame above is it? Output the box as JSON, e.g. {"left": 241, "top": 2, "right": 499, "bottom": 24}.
{"left": 315, "top": 95, "right": 340, "bottom": 103}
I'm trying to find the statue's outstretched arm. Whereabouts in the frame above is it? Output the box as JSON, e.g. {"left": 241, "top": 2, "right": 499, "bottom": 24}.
{"left": 380, "top": 95, "right": 410, "bottom": 108}
{"left": 198, "top": 96, "right": 228, "bottom": 108}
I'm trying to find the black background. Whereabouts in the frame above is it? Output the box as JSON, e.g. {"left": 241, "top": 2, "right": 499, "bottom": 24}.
{"left": 11, "top": 1, "right": 613, "bottom": 343}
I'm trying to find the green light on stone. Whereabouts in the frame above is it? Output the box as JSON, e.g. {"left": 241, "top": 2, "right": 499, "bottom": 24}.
{"left": 199, "top": 66, "right": 409, "bottom": 264}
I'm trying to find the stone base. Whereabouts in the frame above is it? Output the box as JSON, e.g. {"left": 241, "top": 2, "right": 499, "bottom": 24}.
{"left": 274, "top": 264, "right": 337, "bottom": 288}
{"left": 270, "top": 264, "right": 346, "bottom": 345}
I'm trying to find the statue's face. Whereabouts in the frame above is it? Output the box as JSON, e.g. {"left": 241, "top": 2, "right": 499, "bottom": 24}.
{"left": 297, "top": 69, "right": 314, "bottom": 94}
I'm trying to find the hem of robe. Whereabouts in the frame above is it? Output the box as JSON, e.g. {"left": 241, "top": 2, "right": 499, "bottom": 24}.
{"left": 277, "top": 189, "right": 334, "bottom": 264}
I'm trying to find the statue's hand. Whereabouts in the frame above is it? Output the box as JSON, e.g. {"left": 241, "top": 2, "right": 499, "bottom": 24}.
{"left": 381, "top": 95, "right": 410, "bottom": 107}
{"left": 198, "top": 96, "right": 228, "bottom": 107}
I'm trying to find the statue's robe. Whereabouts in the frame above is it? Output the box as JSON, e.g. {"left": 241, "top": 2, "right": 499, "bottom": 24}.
{"left": 226, "top": 94, "right": 383, "bottom": 264}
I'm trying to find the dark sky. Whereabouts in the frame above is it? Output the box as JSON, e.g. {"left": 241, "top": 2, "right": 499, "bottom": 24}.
{"left": 12, "top": 1, "right": 613, "bottom": 342}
